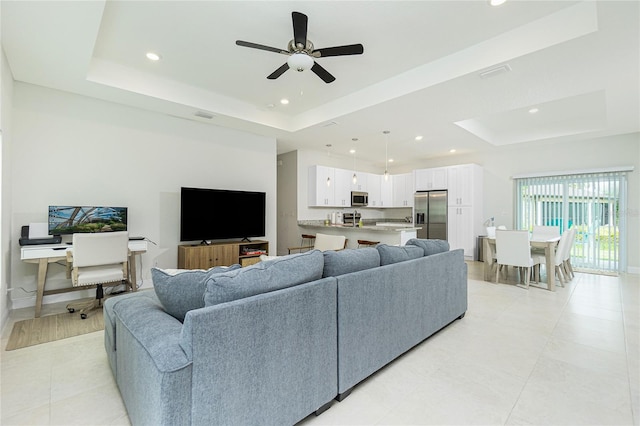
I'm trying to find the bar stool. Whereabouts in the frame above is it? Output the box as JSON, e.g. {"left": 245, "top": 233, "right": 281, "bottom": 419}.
{"left": 357, "top": 239, "right": 379, "bottom": 248}
{"left": 301, "top": 234, "right": 316, "bottom": 248}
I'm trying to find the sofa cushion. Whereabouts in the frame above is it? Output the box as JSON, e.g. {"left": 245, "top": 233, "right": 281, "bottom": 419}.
{"left": 376, "top": 244, "right": 424, "bottom": 265}
{"left": 406, "top": 238, "right": 450, "bottom": 256}
{"left": 151, "top": 265, "right": 241, "bottom": 321}
{"left": 204, "top": 250, "right": 324, "bottom": 306}
{"left": 322, "top": 248, "right": 380, "bottom": 277}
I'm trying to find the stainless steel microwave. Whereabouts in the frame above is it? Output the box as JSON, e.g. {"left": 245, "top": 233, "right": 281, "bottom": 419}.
{"left": 351, "top": 191, "right": 368, "bottom": 207}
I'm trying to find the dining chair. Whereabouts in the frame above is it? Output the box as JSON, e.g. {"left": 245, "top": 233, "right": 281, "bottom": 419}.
{"left": 562, "top": 227, "right": 577, "bottom": 279}
{"left": 532, "top": 225, "right": 560, "bottom": 240}
{"left": 288, "top": 233, "right": 347, "bottom": 253}
{"left": 66, "top": 231, "right": 130, "bottom": 319}
{"left": 553, "top": 228, "right": 575, "bottom": 286}
{"left": 495, "top": 230, "right": 545, "bottom": 289}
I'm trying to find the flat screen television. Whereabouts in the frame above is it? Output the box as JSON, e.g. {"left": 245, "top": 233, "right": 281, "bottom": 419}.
{"left": 48, "top": 206, "right": 128, "bottom": 235}
{"left": 180, "top": 187, "right": 266, "bottom": 243}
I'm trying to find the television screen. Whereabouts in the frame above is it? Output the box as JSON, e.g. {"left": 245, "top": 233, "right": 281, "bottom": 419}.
{"left": 48, "top": 206, "right": 128, "bottom": 235}
{"left": 180, "top": 187, "right": 266, "bottom": 242}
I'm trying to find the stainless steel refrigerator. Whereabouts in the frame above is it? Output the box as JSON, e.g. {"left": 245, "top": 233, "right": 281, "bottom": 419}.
{"left": 415, "top": 191, "right": 448, "bottom": 240}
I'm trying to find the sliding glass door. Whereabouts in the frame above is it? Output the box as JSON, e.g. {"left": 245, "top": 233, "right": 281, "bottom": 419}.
{"left": 516, "top": 171, "right": 627, "bottom": 274}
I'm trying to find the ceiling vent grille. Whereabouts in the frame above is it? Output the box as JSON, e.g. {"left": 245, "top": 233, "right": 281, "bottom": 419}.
{"left": 479, "top": 64, "right": 512, "bottom": 79}
{"left": 321, "top": 121, "right": 339, "bottom": 128}
{"left": 194, "top": 111, "right": 215, "bottom": 119}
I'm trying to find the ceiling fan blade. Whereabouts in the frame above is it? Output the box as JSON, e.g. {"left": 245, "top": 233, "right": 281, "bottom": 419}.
{"left": 292, "top": 11, "right": 308, "bottom": 48}
{"left": 311, "top": 62, "right": 336, "bottom": 83}
{"left": 267, "top": 63, "right": 290, "bottom": 80}
{"left": 236, "top": 40, "right": 289, "bottom": 55}
{"left": 313, "top": 44, "right": 364, "bottom": 58}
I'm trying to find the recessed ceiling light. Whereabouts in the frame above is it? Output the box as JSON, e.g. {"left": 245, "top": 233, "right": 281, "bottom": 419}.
{"left": 489, "top": 0, "right": 507, "bottom": 6}
{"left": 280, "top": 98, "right": 289, "bottom": 105}
{"left": 529, "top": 108, "right": 539, "bottom": 114}
{"left": 449, "top": 149, "right": 457, "bottom": 153}
{"left": 146, "top": 52, "right": 161, "bottom": 61}
{"left": 349, "top": 149, "right": 356, "bottom": 154}
{"left": 415, "top": 135, "right": 423, "bottom": 141}
{"left": 389, "top": 159, "right": 394, "bottom": 163}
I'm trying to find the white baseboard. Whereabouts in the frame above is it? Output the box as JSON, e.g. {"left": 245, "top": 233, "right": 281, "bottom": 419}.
{"left": 627, "top": 266, "right": 640, "bottom": 275}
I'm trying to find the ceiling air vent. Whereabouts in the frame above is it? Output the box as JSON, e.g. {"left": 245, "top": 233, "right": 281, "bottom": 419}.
{"left": 478, "top": 64, "right": 512, "bottom": 79}
{"left": 194, "top": 111, "right": 215, "bottom": 119}
{"left": 321, "top": 121, "right": 339, "bottom": 128}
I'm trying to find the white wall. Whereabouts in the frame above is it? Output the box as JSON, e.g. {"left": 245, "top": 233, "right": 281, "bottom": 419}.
{"left": 1, "top": 46, "right": 15, "bottom": 330}
{"left": 9, "top": 83, "right": 277, "bottom": 309}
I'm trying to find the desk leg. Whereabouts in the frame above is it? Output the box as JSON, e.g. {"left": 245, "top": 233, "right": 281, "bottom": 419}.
{"left": 35, "top": 259, "right": 48, "bottom": 318}
{"left": 128, "top": 252, "right": 138, "bottom": 292}
{"left": 545, "top": 243, "right": 556, "bottom": 292}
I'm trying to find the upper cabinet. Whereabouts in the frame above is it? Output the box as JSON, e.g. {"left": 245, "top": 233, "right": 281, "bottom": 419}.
{"left": 334, "top": 168, "right": 352, "bottom": 207}
{"left": 447, "top": 164, "right": 482, "bottom": 206}
{"left": 351, "top": 172, "right": 368, "bottom": 192}
{"left": 308, "top": 165, "right": 335, "bottom": 206}
{"left": 414, "top": 167, "right": 448, "bottom": 191}
{"left": 392, "top": 173, "right": 414, "bottom": 207}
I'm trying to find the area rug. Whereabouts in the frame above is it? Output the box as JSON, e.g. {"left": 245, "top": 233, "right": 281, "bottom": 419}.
{"left": 5, "top": 309, "right": 104, "bottom": 351}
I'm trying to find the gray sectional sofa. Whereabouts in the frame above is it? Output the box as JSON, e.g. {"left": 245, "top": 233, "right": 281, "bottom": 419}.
{"left": 103, "top": 239, "right": 467, "bottom": 425}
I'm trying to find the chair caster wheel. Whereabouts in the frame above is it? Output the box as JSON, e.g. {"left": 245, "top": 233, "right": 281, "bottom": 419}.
{"left": 80, "top": 313, "right": 87, "bottom": 319}
{"left": 67, "top": 308, "right": 75, "bottom": 313}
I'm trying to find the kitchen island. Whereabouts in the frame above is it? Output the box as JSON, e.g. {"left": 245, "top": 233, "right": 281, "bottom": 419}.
{"left": 297, "top": 221, "right": 421, "bottom": 248}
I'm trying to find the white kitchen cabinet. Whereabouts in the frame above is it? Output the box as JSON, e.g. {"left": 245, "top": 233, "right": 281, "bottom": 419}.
{"left": 446, "top": 164, "right": 483, "bottom": 260}
{"left": 414, "top": 167, "right": 448, "bottom": 191}
{"left": 392, "top": 173, "right": 414, "bottom": 208}
{"left": 351, "top": 171, "right": 368, "bottom": 192}
{"left": 448, "top": 206, "right": 475, "bottom": 258}
{"left": 366, "top": 173, "right": 382, "bottom": 207}
{"left": 334, "top": 168, "right": 353, "bottom": 207}
{"left": 308, "top": 165, "right": 335, "bottom": 206}
{"left": 380, "top": 176, "right": 393, "bottom": 208}
{"left": 447, "top": 164, "right": 481, "bottom": 206}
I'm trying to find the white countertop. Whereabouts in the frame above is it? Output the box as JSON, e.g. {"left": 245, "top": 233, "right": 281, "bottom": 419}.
{"left": 298, "top": 221, "right": 421, "bottom": 232}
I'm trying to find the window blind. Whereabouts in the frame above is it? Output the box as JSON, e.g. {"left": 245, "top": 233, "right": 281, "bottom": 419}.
{"left": 515, "top": 171, "right": 627, "bottom": 274}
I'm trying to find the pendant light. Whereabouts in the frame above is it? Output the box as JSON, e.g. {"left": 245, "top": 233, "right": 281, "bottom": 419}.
{"left": 383, "top": 130, "right": 390, "bottom": 181}
{"left": 351, "top": 138, "right": 358, "bottom": 185}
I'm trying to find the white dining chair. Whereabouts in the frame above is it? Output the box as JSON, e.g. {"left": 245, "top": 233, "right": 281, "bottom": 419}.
{"left": 552, "top": 229, "right": 575, "bottom": 287}
{"left": 495, "top": 230, "right": 545, "bottom": 289}
{"left": 532, "top": 225, "right": 560, "bottom": 240}
{"left": 563, "top": 226, "right": 577, "bottom": 279}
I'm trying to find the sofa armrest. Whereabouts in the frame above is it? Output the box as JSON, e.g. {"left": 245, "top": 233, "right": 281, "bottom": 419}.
{"left": 113, "top": 296, "right": 191, "bottom": 372}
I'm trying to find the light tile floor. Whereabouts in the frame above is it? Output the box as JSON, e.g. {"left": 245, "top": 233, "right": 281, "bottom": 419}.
{"left": 1, "top": 262, "right": 638, "bottom": 425}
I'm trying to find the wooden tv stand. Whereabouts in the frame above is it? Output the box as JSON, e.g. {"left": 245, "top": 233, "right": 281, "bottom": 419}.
{"left": 178, "top": 240, "right": 269, "bottom": 269}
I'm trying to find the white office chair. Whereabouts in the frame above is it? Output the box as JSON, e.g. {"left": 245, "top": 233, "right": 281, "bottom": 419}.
{"left": 66, "top": 231, "right": 130, "bottom": 319}
{"left": 495, "top": 230, "right": 545, "bottom": 289}
{"left": 288, "top": 233, "right": 347, "bottom": 254}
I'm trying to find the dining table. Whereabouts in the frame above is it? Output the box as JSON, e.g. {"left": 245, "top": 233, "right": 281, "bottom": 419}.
{"left": 482, "top": 235, "right": 562, "bottom": 291}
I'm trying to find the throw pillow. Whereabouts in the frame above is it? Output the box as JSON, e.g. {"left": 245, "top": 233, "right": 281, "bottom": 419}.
{"left": 322, "top": 248, "right": 380, "bottom": 277}
{"left": 377, "top": 244, "right": 424, "bottom": 265}
{"left": 151, "top": 264, "right": 241, "bottom": 321}
{"left": 204, "top": 250, "right": 324, "bottom": 306}
{"left": 406, "top": 238, "right": 450, "bottom": 256}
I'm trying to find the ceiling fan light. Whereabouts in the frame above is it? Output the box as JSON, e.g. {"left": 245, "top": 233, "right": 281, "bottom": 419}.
{"left": 287, "top": 53, "right": 314, "bottom": 72}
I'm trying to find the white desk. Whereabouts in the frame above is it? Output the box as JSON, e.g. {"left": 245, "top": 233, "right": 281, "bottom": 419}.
{"left": 20, "top": 240, "right": 148, "bottom": 317}
{"left": 483, "top": 236, "right": 561, "bottom": 291}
